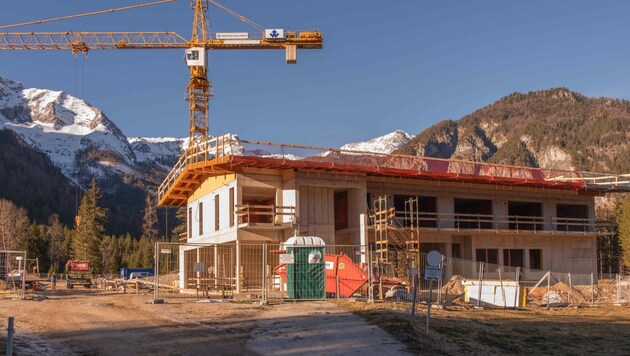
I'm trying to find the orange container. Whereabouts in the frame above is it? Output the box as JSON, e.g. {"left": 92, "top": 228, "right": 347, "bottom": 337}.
{"left": 274, "top": 253, "right": 368, "bottom": 298}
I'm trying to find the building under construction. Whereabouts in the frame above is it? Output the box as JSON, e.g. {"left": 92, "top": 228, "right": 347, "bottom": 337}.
{"left": 157, "top": 134, "right": 630, "bottom": 290}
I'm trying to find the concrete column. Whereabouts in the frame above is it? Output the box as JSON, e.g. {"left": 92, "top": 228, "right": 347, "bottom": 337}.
{"left": 438, "top": 196, "right": 454, "bottom": 229}
{"left": 445, "top": 242, "right": 453, "bottom": 279}
{"left": 494, "top": 200, "right": 509, "bottom": 230}
{"left": 543, "top": 201, "right": 555, "bottom": 232}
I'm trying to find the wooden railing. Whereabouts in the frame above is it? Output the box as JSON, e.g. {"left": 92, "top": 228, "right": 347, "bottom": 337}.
{"left": 158, "top": 134, "right": 235, "bottom": 202}
{"left": 235, "top": 204, "right": 296, "bottom": 227}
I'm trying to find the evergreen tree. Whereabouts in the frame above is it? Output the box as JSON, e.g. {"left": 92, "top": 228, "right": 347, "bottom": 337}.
{"left": 46, "top": 214, "right": 68, "bottom": 272}
{"left": 100, "top": 235, "right": 121, "bottom": 275}
{"left": 72, "top": 180, "right": 108, "bottom": 273}
{"left": 142, "top": 195, "right": 159, "bottom": 241}
{"left": 617, "top": 195, "right": 630, "bottom": 272}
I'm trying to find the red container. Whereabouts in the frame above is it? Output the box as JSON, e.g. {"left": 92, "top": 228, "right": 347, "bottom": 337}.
{"left": 274, "top": 253, "right": 368, "bottom": 298}
{"left": 67, "top": 260, "right": 90, "bottom": 272}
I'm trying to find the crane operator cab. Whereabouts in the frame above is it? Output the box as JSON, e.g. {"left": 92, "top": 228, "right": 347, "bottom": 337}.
{"left": 185, "top": 47, "right": 207, "bottom": 68}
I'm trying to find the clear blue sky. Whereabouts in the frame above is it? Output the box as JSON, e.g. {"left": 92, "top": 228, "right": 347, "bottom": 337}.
{"left": 2, "top": 0, "right": 630, "bottom": 147}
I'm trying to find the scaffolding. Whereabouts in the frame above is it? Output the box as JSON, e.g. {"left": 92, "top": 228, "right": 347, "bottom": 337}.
{"left": 369, "top": 195, "right": 425, "bottom": 299}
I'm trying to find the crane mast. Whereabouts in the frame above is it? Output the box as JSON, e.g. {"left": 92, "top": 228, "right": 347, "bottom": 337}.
{"left": 187, "top": 0, "right": 212, "bottom": 159}
{"left": 0, "top": 0, "right": 323, "bottom": 158}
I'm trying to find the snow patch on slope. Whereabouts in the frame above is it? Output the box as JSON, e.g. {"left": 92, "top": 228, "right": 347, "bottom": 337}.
{"left": 340, "top": 130, "right": 413, "bottom": 154}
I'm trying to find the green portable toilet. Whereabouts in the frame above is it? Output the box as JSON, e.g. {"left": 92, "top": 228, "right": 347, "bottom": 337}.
{"left": 284, "top": 236, "right": 326, "bottom": 299}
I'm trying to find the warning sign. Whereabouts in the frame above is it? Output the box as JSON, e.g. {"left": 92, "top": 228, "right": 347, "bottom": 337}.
{"left": 280, "top": 254, "right": 295, "bottom": 264}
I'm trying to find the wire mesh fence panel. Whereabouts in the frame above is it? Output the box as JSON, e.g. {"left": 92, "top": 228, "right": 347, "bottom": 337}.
{"left": 154, "top": 242, "right": 630, "bottom": 307}
{"left": 155, "top": 242, "right": 241, "bottom": 300}
{"left": 0, "top": 250, "right": 27, "bottom": 299}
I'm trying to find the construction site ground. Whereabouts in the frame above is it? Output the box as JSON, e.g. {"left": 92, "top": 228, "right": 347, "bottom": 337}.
{"left": 1, "top": 286, "right": 630, "bottom": 355}
{"left": 0, "top": 285, "right": 408, "bottom": 355}
{"left": 338, "top": 300, "right": 630, "bottom": 355}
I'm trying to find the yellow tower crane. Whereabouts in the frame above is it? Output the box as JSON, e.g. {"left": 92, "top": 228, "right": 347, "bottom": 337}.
{"left": 0, "top": 0, "right": 323, "bottom": 158}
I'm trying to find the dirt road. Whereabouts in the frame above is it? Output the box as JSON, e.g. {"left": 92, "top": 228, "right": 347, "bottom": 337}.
{"left": 1, "top": 288, "right": 261, "bottom": 355}
{"left": 0, "top": 287, "right": 408, "bottom": 355}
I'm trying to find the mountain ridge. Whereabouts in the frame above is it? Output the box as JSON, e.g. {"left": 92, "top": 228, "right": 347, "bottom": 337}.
{"left": 397, "top": 87, "right": 630, "bottom": 173}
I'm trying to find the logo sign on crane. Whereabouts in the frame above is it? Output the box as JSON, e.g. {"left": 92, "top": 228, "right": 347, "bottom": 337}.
{"left": 265, "top": 29, "right": 285, "bottom": 39}
{"left": 216, "top": 32, "right": 249, "bottom": 40}
{"left": 424, "top": 250, "right": 443, "bottom": 281}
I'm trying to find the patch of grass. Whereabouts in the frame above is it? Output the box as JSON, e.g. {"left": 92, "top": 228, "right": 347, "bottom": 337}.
{"left": 432, "top": 323, "right": 469, "bottom": 338}
{"left": 475, "top": 330, "right": 522, "bottom": 354}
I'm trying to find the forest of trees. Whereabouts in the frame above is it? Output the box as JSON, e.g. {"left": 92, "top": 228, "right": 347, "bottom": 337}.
{"left": 0, "top": 180, "right": 182, "bottom": 275}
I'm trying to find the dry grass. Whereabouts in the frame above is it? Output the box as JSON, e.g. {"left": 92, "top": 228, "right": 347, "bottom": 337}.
{"left": 337, "top": 300, "right": 630, "bottom": 355}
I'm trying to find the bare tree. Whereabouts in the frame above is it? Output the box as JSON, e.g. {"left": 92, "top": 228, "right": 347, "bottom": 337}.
{"left": 0, "top": 199, "right": 29, "bottom": 250}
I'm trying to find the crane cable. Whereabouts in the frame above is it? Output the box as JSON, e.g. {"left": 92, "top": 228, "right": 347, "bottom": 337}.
{"left": 206, "top": 0, "right": 265, "bottom": 32}
{"left": 0, "top": 0, "right": 177, "bottom": 30}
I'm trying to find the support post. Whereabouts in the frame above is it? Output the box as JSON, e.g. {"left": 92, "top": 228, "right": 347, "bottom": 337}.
{"left": 547, "top": 270, "right": 551, "bottom": 309}
{"left": 514, "top": 267, "right": 520, "bottom": 308}
{"left": 477, "top": 262, "right": 484, "bottom": 308}
{"left": 262, "top": 243, "right": 267, "bottom": 303}
{"left": 591, "top": 273, "right": 595, "bottom": 306}
{"left": 153, "top": 242, "right": 159, "bottom": 302}
{"left": 616, "top": 274, "right": 621, "bottom": 305}
{"left": 426, "top": 279, "right": 433, "bottom": 336}
{"left": 7, "top": 316, "right": 14, "bottom": 356}
{"left": 569, "top": 272, "right": 573, "bottom": 305}
{"left": 498, "top": 267, "right": 506, "bottom": 309}
{"left": 236, "top": 240, "right": 241, "bottom": 294}
{"left": 411, "top": 274, "right": 418, "bottom": 322}
{"left": 214, "top": 244, "right": 219, "bottom": 289}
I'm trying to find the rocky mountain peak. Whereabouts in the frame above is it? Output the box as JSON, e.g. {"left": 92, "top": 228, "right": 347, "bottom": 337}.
{"left": 397, "top": 88, "right": 630, "bottom": 173}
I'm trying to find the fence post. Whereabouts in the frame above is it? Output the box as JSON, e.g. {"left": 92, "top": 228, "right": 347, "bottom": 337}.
{"left": 236, "top": 241, "right": 241, "bottom": 294}
{"left": 514, "top": 267, "right": 520, "bottom": 308}
{"left": 411, "top": 274, "right": 418, "bottom": 322}
{"left": 21, "top": 252, "right": 26, "bottom": 300}
{"left": 153, "top": 242, "right": 159, "bottom": 302}
{"left": 590, "top": 273, "right": 595, "bottom": 306}
{"left": 616, "top": 273, "right": 621, "bottom": 305}
{"left": 477, "top": 262, "right": 484, "bottom": 308}
{"left": 546, "top": 270, "right": 551, "bottom": 309}
{"left": 7, "top": 316, "right": 14, "bottom": 356}
{"left": 498, "top": 267, "right": 506, "bottom": 309}
{"left": 569, "top": 272, "right": 573, "bottom": 305}
{"left": 262, "top": 244, "right": 267, "bottom": 304}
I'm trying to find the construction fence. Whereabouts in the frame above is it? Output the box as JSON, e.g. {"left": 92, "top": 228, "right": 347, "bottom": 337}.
{"left": 151, "top": 242, "right": 630, "bottom": 307}
{"left": 0, "top": 250, "right": 27, "bottom": 299}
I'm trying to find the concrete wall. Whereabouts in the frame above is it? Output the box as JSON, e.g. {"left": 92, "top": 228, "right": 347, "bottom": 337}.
{"left": 365, "top": 178, "right": 596, "bottom": 231}
{"left": 472, "top": 235, "right": 597, "bottom": 274}
{"left": 188, "top": 176, "right": 238, "bottom": 244}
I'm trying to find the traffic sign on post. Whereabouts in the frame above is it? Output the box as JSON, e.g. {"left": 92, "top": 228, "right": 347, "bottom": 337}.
{"left": 424, "top": 250, "right": 442, "bottom": 336}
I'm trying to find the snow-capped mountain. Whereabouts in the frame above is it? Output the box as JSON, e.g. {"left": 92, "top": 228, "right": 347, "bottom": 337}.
{"left": 128, "top": 136, "right": 188, "bottom": 168}
{"left": 0, "top": 76, "right": 137, "bottom": 185}
{"left": 0, "top": 76, "right": 416, "bottom": 188}
{"left": 340, "top": 130, "right": 414, "bottom": 154}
